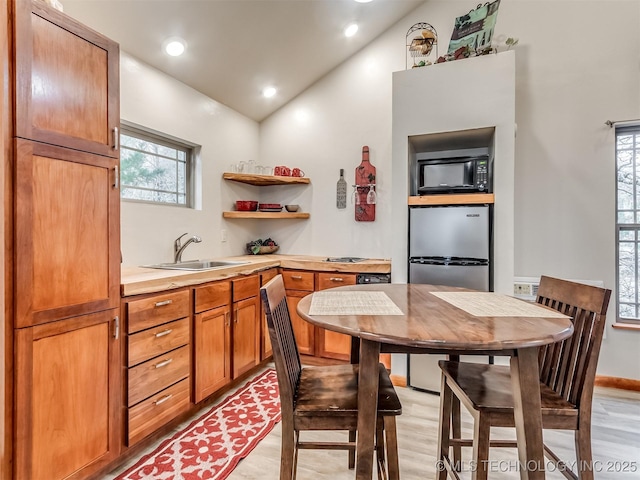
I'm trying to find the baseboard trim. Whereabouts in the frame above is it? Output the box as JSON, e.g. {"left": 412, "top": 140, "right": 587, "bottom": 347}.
{"left": 390, "top": 374, "right": 407, "bottom": 387}
{"left": 595, "top": 375, "right": 640, "bottom": 392}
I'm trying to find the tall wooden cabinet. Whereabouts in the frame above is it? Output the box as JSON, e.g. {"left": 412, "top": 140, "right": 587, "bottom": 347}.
{"left": 7, "top": 2, "right": 121, "bottom": 479}
{"left": 14, "top": 0, "right": 120, "bottom": 157}
{"left": 15, "top": 310, "right": 120, "bottom": 480}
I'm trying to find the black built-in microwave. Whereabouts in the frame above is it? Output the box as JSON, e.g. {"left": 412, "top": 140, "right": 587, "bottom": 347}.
{"left": 417, "top": 155, "right": 490, "bottom": 194}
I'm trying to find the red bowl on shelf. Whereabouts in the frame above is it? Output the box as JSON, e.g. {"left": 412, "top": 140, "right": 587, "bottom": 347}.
{"left": 258, "top": 203, "right": 282, "bottom": 209}
{"left": 236, "top": 200, "right": 258, "bottom": 211}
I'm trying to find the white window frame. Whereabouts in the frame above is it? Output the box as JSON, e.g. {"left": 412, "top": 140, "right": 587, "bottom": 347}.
{"left": 615, "top": 124, "right": 640, "bottom": 324}
{"left": 119, "top": 122, "right": 196, "bottom": 207}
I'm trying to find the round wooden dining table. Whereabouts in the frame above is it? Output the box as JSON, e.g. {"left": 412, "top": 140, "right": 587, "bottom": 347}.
{"left": 297, "top": 283, "right": 574, "bottom": 480}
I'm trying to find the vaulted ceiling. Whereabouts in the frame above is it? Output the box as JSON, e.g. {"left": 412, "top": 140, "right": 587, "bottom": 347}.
{"left": 63, "top": 0, "right": 425, "bottom": 122}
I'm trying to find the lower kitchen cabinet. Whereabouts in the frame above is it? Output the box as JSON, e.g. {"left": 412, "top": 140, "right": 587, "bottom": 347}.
{"left": 193, "top": 305, "right": 231, "bottom": 402}
{"left": 128, "top": 379, "right": 191, "bottom": 446}
{"left": 123, "top": 288, "right": 191, "bottom": 446}
{"left": 193, "top": 281, "right": 232, "bottom": 402}
{"left": 285, "top": 291, "right": 316, "bottom": 355}
{"left": 259, "top": 268, "right": 279, "bottom": 360}
{"left": 282, "top": 270, "right": 316, "bottom": 356}
{"left": 14, "top": 309, "right": 121, "bottom": 480}
{"left": 232, "top": 274, "right": 261, "bottom": 377}
{"left": 316, "top": 273, "right": 356, "bottom": 361}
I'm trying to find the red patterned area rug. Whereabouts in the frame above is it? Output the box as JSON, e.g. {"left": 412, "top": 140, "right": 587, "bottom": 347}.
{"left": 116, "top": 369, "right": 281, "bottom": 480}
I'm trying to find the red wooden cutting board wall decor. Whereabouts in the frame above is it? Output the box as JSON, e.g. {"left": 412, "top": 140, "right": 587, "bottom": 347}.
{"left": 355, "top": 145, "right": 375, "bottom": 222}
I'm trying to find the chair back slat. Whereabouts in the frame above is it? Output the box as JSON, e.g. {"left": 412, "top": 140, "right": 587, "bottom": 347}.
{"left": 535, "top": 276, "right": 610, "bottom": 408}
{"left": 261, "top": 275, "right": 302, "bottom": 415}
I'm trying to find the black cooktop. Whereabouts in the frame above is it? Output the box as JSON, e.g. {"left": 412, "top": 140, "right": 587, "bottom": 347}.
{"left": 325, "top": 257, "right": 367, "bottom": 263}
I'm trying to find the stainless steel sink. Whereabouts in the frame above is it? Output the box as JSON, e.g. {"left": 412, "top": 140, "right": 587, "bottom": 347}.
{"left": 142, "top": 260, "right": 249, "bottom": 271}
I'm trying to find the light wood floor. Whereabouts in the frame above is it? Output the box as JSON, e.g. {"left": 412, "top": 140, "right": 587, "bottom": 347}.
{"left": 105, "top": 365, "right": 640, "bottom": 480}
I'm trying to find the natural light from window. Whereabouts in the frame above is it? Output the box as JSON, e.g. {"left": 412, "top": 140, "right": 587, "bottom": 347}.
{"left": 616, "top": 125, "right": 640, "bottom": 323}
{"left": 120, "top": 125, "right": 193, "bottom": 207}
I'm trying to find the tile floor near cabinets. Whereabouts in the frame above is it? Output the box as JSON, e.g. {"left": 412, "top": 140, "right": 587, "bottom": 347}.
{"left": 105, "top": 366, "right": 640, "bottom": 480}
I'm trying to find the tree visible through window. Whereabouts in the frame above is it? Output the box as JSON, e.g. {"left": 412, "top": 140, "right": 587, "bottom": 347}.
{"left": 120, "top": 125, "right": 193, "bottom": 206}
{"left": 616, "top": 125, "right": 640, "bottom": 322}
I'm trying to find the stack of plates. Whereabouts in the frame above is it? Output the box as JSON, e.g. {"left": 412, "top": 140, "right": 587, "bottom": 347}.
{"left": 258, "top": 203, "right": 283, "bottom": 212}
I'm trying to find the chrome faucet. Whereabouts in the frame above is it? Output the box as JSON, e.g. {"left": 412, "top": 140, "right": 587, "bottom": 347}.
{"left": 174, "top": 233, "right": 202, "bottom": 263}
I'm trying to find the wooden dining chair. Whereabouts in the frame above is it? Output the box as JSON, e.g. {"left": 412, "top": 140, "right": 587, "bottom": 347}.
{"left": 261, "top": 274, "right": 402, "bottom": 480}
{"left": 437, "top": 276, "right": 611, "bottom": 480}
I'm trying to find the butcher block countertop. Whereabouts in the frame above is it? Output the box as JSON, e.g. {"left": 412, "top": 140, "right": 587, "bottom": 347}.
{"left": 121, "top": 255, "right": 391, "bottom": 297}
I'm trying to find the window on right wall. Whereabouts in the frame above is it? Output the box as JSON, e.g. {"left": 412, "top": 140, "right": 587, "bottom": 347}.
{"left": 616, "top": 125, "right": 640, "bottom": 323}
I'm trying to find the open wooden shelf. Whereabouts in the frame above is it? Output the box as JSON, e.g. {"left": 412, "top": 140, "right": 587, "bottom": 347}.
{"left": 223, "top": 211, "right": 310, "bottom": 219}
{"left": 408, "top": 193, "right": 494, "bottom": 206}
{"left": 223, "top": 172, "right": 310, "bottom": 186}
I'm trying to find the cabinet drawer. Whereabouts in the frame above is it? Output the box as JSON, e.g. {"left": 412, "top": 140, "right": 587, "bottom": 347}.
{"left": 127, "top": 378, "right": 191, "bottom": 446}
{"left": 232, "top": 275, "right": 259, "bottom": 302}
{"left": 128, "top": 345, "right": 190, "bottom": 407}
{"left": 194, "top": 281, "right": 231, "bottom": 313}
{"left": 128, "top": 318, "right": 190, "bottom": 367}
{"left": 282, "top": 271, "right": 314, "bottom": 291}
{"left": 127, "top": 290, "right": 190, "bottom": 333}
{"left": 317, "top": 273, "right": 357, "bottom": 291}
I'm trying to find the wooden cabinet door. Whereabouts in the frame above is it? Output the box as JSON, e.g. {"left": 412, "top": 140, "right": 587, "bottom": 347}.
{"left": 194, "top": 306, "right": 231, "bottom": 402}
{"left": 14, "top": 139, "right": 120, "bottom": 327}
{"left": 14, "top": 1, "right": 120, "bottom": 158}
{"left": 286, "top": 290, "right": 315, "bottom": 356}
{"left": 260, "top": 268, "right": 279, "bottom": 360}
{"left": 15, "top": 309, "right": 121, "bottom": 480}
{"left": 232, "top": 296, "right": 260, "bottom": 378}
{"left": 316, "top": 273, "right": 356, "bottom": 360}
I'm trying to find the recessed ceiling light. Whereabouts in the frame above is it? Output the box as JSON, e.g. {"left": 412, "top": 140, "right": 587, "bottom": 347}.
{"left": 345, "top": 23, "right": 359, "bottom": 37}
{"left": 354, "top": 0, "right": 373, "bottom": 3}
{"left": 263, "top": 86, "right": 277, "bottom": 98}
{"left": 164, "top": 37, "right": 186, "bottom": 56}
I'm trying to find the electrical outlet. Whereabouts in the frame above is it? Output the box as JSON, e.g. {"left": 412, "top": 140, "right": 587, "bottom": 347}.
{"left": 220, "top": 229, "right": 227, "bottom": 243}
{"left": 513, "top": 283, "right": 532, "bottom": 296}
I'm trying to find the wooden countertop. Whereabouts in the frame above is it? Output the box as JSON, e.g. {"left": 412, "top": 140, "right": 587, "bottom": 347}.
{"left": 121, "top": 255, "right": 391, "bottom": 297}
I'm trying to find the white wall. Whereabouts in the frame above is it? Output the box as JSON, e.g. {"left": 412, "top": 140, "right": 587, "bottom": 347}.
{"left": 259, "top": 1, "right": 640, "bottom": 380}
{"left": 119, "top": 53, "right": 260, "bottom": 266}
{"left": 501, "top": 0, "right": 640, "bottom": 381}
{"left": 258, "top": 21, "right": 400, "bottom": 258}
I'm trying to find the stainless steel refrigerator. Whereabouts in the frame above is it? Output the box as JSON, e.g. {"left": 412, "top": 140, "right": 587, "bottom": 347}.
{"left": 407, "top": 205, "right": 492, "bottom": 392}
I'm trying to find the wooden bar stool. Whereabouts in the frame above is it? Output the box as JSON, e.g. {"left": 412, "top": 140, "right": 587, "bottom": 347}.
{"left": 437, "top": 276, "right": 611, "bottom": 480}
{"left": 261, "top": 275, "right": 402, "bottom": 480}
